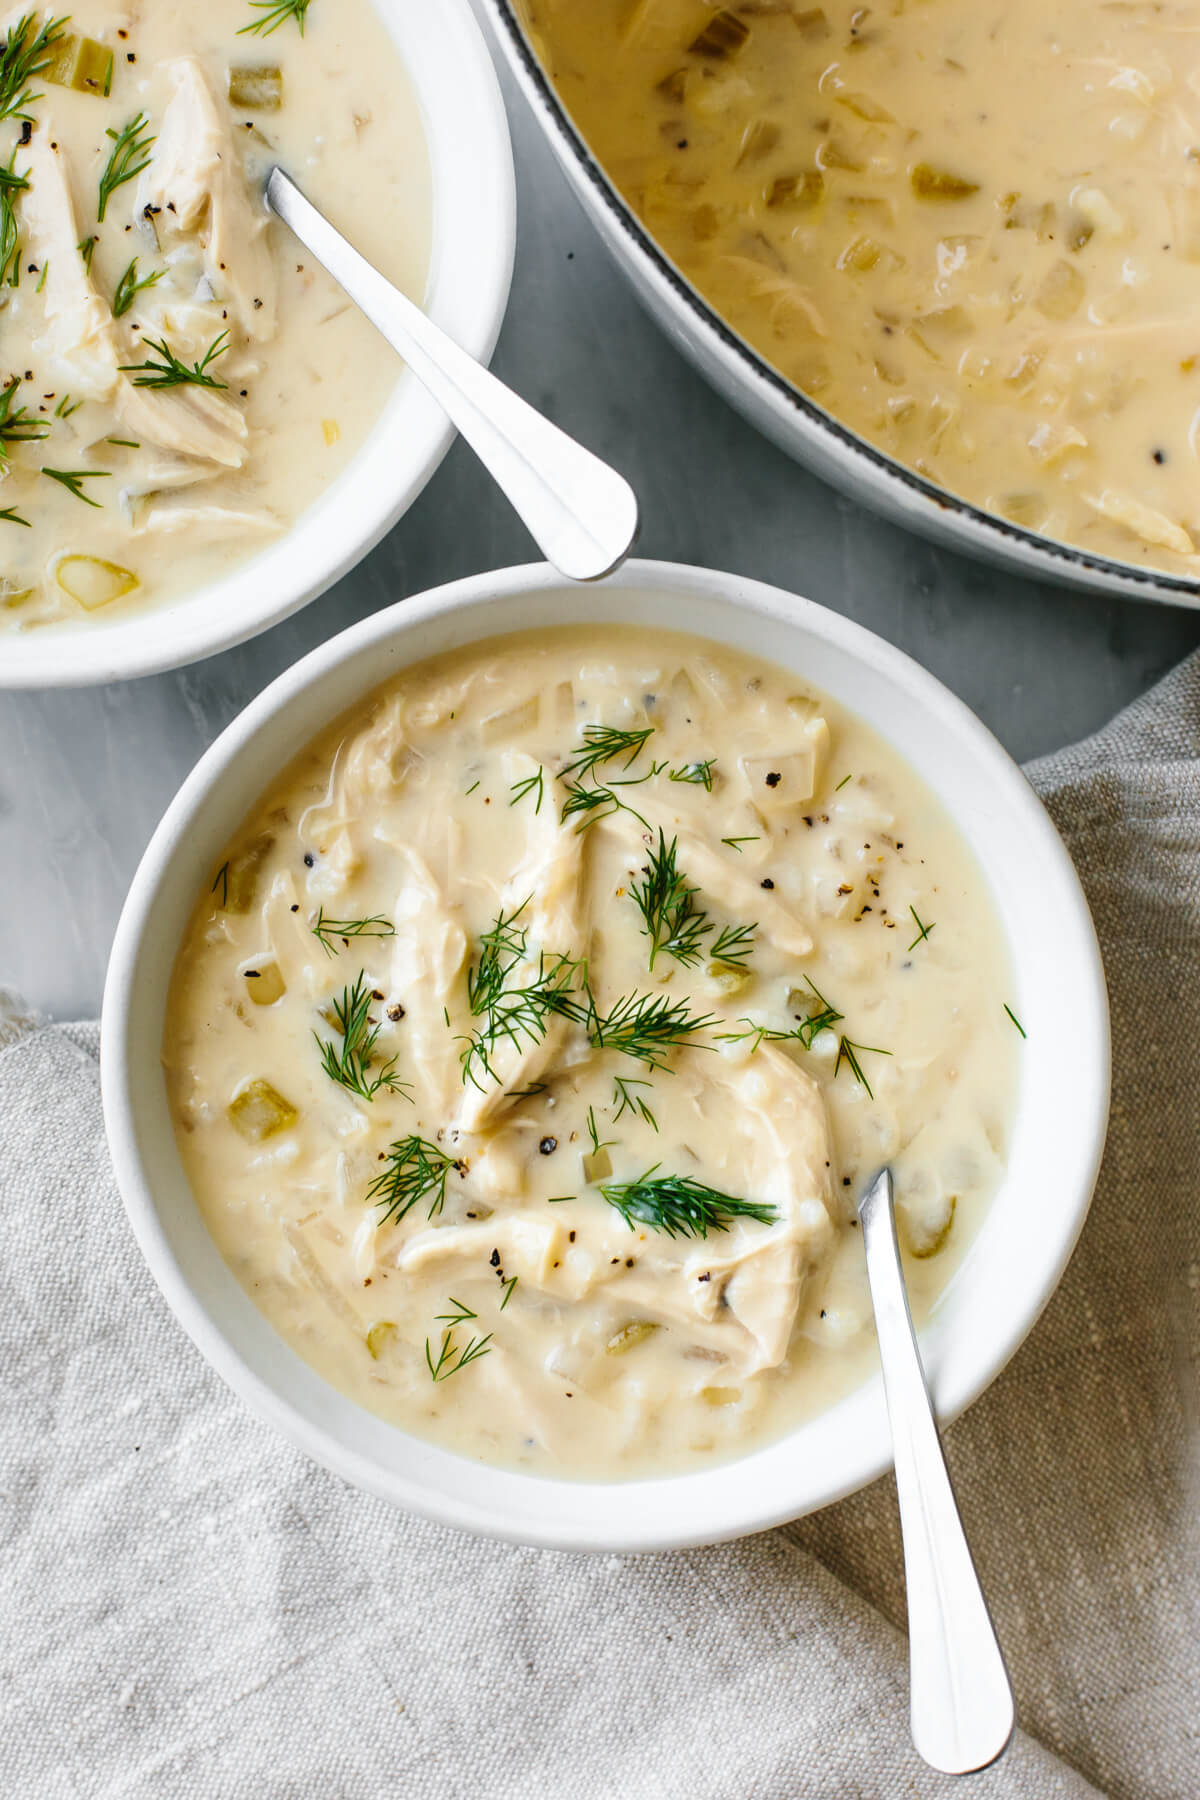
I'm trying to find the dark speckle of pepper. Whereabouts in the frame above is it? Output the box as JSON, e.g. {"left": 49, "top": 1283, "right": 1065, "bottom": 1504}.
{"left": 303, "top": 852, "right": 314, "bottom": 868}
{"left": 539, "top": 1136, "right": 558, "bottom": 1155}
{"left": 761, "top": 877, "right": 775, "bottom": 889}
{"left": 765, "top": 771, "right": 782, "bottom": 788}
{"left": 1153, "top": 448, "right": 1167, "bottom": 464}
{"left": 489, "top": 1248, "right": 501, "bottom": 1268}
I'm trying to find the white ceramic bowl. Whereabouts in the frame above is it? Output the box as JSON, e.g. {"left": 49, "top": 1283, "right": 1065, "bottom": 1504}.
{"left": 3, "top": 0, "right": 514, "bottom": 690}
{"left": 101, "top": 561, "right": 1110, "bottom": 1551}
{"left": 484, "top": 1, "right": 1200, "bottom": 611}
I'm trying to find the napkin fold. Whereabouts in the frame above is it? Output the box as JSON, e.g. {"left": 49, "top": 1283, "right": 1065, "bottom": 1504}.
{"left": 3, "top": 656, "right": 1198, "bottom": 1800}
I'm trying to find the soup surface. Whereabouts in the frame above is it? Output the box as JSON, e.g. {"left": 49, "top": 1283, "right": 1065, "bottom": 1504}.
{"left": 0, "top": 1, "right": 429, "bottom": 629}
{"left": 165, "top": 625, "right": 1020, "bottom": 1480}
{"left": 525, "top": 0, "right": 1200, "bottom": 576}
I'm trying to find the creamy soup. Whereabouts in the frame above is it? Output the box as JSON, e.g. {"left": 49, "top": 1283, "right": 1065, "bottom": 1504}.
{"left": 0, "top": 1, "right": 429, "bottom": 629}
{"left": 524, "top": 0, "right": 1200, "bottom": 576}
{"left": 165, "top": 626, "right": 1021, "bottom": 1480}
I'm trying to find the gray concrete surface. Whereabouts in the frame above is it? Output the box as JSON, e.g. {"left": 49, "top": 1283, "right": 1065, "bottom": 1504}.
{"left": 3, "top": 47, "right": 1199, "bottom": 1020}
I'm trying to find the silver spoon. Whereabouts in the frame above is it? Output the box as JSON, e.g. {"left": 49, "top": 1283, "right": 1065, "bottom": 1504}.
{"left": 858, "top": 1168, "right": 1015, "bottom": 1774}
{"left": 265, "top": 167, "right": 638, "bottom": 583}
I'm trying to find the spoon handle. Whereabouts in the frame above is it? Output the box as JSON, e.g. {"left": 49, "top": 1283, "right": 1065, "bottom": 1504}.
{"left": 265, "top": 167, "right": 638, "bottom": 583}
{"left": 858, "top": 1169, "right": 1014, "bottom": 1775}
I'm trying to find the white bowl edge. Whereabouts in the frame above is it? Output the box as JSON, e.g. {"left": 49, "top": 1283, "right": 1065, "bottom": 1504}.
{"left": 101, "top": 559, "right": 1112, "bottom": 1551}
{"left": 1, "top": 0, "right": 516, "bottom": 689}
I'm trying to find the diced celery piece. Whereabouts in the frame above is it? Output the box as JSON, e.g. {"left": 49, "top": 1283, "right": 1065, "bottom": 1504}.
{"left": 689, "top": 11, "right": 749, "bottom": 58}
{"left": 767, "top": 170, "right": 823, "bottom": 211}
{"left": 606, "top": 1320, "right": 659, "bottom": 1355}
{"left": 582, "top": 1146, "right": 612, "bottom": 1184}
{"left": 54, "top": 555, "right": 139, "bottom": 610}
{"left": 244, "top": 961, "right": 286, "bottom": 1006}
{"left": 706, "top": 963, "right": 750, "bottom": 998}
{"left": 365, "top": 1321, "right": 397, "bottom": 1360}
{"left": 223, "top": 835, "right": 275, "bottom": 914}
{"left": 45, "top": 34, "right": 113, "bottom": 97}
{"left": 701, "top": 1385, "right": 740, "bottom": 1407}
{"left": 42, "top": 32, "right": 79, "bottom": 85}
{"left": 908, "top": 1194, "right": 957, "bottom": 1259}
{"left": 229, "top": 65, "right": 283, "bottom": 110}
{"left": 911, "top": 164, "right": 979, "bottom": 201}
{"left": 227, "top": 1078, "right": 297, "bottom": 1143}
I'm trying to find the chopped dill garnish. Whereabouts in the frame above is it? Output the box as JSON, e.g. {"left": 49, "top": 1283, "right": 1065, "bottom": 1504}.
{"left": 311, "top": 906, "right": 395, "bottom": 958}
{"left": 710, "top": 921, "right": 756, "bottom": 967}
{"left": 612, "top": 1075, "right": 658, "bottom": 1131}
{"left": 907, "top": 906, "right": 935, "bottom": 951}
{"left": 465, "top": 779, "right": 480, "bottom": 796}
{"left": 78, "top": 234, "right": 98, "bottom": 272}
{"left": 834, "top": 1037, "right": 891, "bottom": 1098}
{"left": 585, "top": 987, "right": 717, "bottom": 1072}
{"left": 211, "top": 861, "right": 230, "bottom": 907}
{"left": 508, "top": 764, "right": 545, "bottom": 813}
{"left": 669, "top": 758, "right": 715, "bottom": 791}
{"left": 546, "top": 1194, "right": 576, "bottom": 1203}
{"left": 0, "top": 377, "right": 48, "bottom": 458}
{"left": 559, "top": 771, "right": 656, "bottom": 834}
{"left": 426, "top": 1321, "right": 492, "bottom": 1383}
{"left": 630, "top": 830, "right": 709, "bottom": 969}
{"left": 0, "top": 505, "right": 30, "bottom": 526}
{"left": 367, "top": 1135, "right": 458, "bottom": 1225}
{"left": 834, "top": 774, "right": 852, "bottom": 792}
{"left": 97, "top": 113, "right": 155, "bottom": 223}
{"left": 721, "top": 835, "right": 760, "bottom": 852}
{"left": 0, "top": 150, "right": 28, "bottom": 287}
{"left": 239, "top": 0, "right": 314, "bottom": 37}
{"left": 54, "top": 393, "right": 82, "bottom": 419}
{"left": 120, "top": 331, "right": 229, "bottom": 390}
{"left": 35, "top": 259, "right": 46, "bottom": 292}
{"left": 111, "top": 256, "right": 164, "bottom": 319}
{"left": 586, "top": 1104, "right": 613, "bottom": 1158}
{"left": 1004, "top": 1003, "right": 1027, "bottom": 1039}
{"left": 599, "top": 1166, "right": 777, "bottom": 1240}
{"left": 314, "top": 970, "right": 410, "bottom": 1102}
{"left": 435, "top": 1297, "right": 478, "bottom": 1328}
{"left": 499, "top": 1274, "right": 518, "bottom": 1311}
{"left": 459, "top": 900, "right": 583, "bottom": 1092}
{"left": 105, "top": 437, "right": 141, "bottom": 449}
{"left": 0, "top": 14, "right": 67, "bottom": 123}
{"left": 559, "top": 722, "right": 655, "bottom": 782}
{"left": 41, "top": 467, "right": 110, "bottom": 507}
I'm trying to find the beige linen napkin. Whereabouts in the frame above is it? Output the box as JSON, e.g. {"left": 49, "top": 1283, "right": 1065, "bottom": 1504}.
{"left": 2, "top": 655, "right": 1198, "bottom": 1800}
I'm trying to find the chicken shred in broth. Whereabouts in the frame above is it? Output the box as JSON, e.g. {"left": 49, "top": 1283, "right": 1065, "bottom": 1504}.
{"left": 522, "top": 0, "right": 1200, "bottom": 576}
{"left": 0, "top": 1, "right": 429, "bottom": 629}
{"left": 165, "top": 626, "right": 1019, "bottom": 1480}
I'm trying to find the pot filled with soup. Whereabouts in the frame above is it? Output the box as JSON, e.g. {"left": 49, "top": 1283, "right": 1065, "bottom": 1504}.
{"left": 488, "top": 0, "right": 1200, "bottom": 605}
{"left": 0, "top": 0, "right": 514, "bottom": 683}
{"left": 102, "top": 563, "right": 1109, "bottom": 1545}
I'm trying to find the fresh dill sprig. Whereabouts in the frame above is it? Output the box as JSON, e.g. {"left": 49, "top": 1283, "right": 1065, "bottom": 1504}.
{"left": 111, "top": 256, "right": 164, "bottom": 319}
{"left": 367, "top": 1135, "right": 459, "bottom": 1225}
{"left": 239, "top": 0, "right": 314, "bottom": 37}
{"left": 612, "top": 1075, "right": 658, "bottom": 1130}
{"left": 0, "top": 150, "right": 28, "bottom": 287}
{"left": 41, "top": 467, "right": 110, "bottom": 508}
{"left": 586, "top": 987, "right": 717, "bottom": 1072}
{"left": 630, "top": 830, "right": 710, "bottom": 970}
{"left": 560, "top": 772, "right": 655, "bottom": 834}
{"left": 0, "top": 14, "right": 67, "bottom": 123}
{"left": 499, "top": 1274, "right": 518, "bottom": 1310}
{"left": 311, "top": 906, "right": 395, "bottom": 959}
{"left": 599, "top": 1166, "right": 777, "bottom": 1240}
{"left": 669, "top": 759, "right": 715, "bottom": 791}
{"left": 459, "top": 901, "right": 583, "bottom": 1091}
{"left": 0, "top": 505, "right": 30, "bottom": 526}
{"left": 78, "top": 234, "right": 97, "bottom": 272}
{"left": 0, "top": 377, "right": 48, "bottom": 459}
{"left": 717, "top": 977, "right": 844, "bottom": 1052}
{"left": 834, "top": 773, "right": 852, "bottom": 792}
{"left": 426, "top": 1322, "right": 492, "bottom": 1383}
{"left": 907, "top": 906, "right": 935, "bottom": 951}
{"left": 559, "top": 722, "right": 655, "bottom": 782}
{"left": 710, "top": 921, "right": 756, "bottom": 967}
{"left": 97, "top": 113, "right": 155, "bottom": 223}
{"left": 508, "top": 764, "right": 545, "bottom": 813}
{"left": 721, "top": 835, "right": 759, "bottom": 852}
{"left": 211, "top": 862, "right": 230, "bottom": 906}
{"left": 834, "top": 1036, "right": 891, "bottom": 1099}
{"left": 435, "top": 1297, "right": 478, "bottom": 1328}
{"left": 314, "top": 971, "right": 410, "bottom": 1102}
{"left": 54, "top": 393, "right": 81, "bottom": 419}
{"left": 586, "top": 1104, "right": 613, "bottom": 1158}
{"left": 120, "top": 331, "right": 229, "bottom": 390}
{"left": 1004, "top": 1003, "right": 1027, "bottom": 1039}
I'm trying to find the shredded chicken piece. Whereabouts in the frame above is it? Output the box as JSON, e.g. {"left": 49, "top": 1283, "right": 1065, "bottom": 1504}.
{"left": 139, "top": 57, "right": 277, "bottom": 341}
